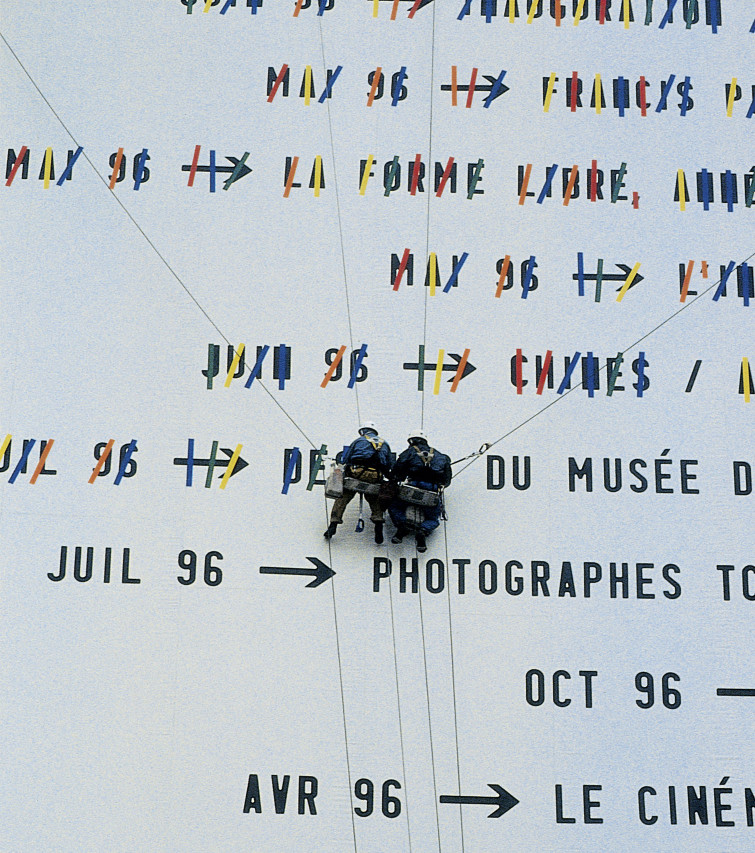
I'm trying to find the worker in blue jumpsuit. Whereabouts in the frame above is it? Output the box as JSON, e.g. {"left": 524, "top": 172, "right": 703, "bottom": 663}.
{"left": 324, "top": 421, "right": 393, "bottom": 544}
{"left": 389, "top": 430, "right": 452, "bottom": 552}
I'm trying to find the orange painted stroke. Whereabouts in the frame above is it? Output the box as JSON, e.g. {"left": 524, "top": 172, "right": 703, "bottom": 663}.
{"left": 109, "top": 148, "right": 124, "bottom": 190}
{"left": 321, "top": 346, "right": 347, "bottom": 387}
{"left": 563, "top": 165, "right": 579, "bottom": 206}
{"left": 88, "top": 439, "right": 115, "bottom": 484}
{"left": 680, "top": 260, "right": 694, "bottom": 302}
{"left": 283, "top": 156, "right": 299, "bottom": 197}
{"left": 450, "top": 349, "right": 471, "bottom": 393}
{"left": 367, "top": 67, "right": 383, "bottom": 106}
{"left": 495, "top": 255, "right": 511, "bottom": 298}
{"left": 30, "top": 439, "right": 55, "bottom": 485}
{"left": 518, "top": 165, "right": 532, "bottom": 205}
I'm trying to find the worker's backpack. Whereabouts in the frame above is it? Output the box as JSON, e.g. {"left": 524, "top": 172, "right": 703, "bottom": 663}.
{"left": 348, "top": 435, "right": 385, "bottom": 468}
{"left": 411, "top": 446, "right": 450, "bottom": 485}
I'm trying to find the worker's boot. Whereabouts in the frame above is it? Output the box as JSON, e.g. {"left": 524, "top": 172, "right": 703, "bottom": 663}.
{"left": 415, "top": 532, "right": 427, "bottom": 553}
{"left": 374, "top": 522, "right": 384, "bottom": 545}
{"left": 323, "top": 522, "right": 338, "bottom": 539}
{"left": 391, "top": 528, "right": 405, "bottom": 544}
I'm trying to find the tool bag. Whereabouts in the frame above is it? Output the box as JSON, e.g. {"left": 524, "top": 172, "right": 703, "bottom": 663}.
{"left": 343, "top": 476, "right": 381, "bottom": 496}
{"left": 398, "top": 484, "right": 440, "bottom": 507}
{"left": 405, "top": 505, "right": 425, "bottom": 529}
{"left": 325, "top": 464, "right": 344, "bottom": 498}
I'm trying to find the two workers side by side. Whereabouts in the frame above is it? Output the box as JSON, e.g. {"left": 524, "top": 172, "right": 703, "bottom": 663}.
{"left": 323, "top": 422, "right": 452, "bottom": 553}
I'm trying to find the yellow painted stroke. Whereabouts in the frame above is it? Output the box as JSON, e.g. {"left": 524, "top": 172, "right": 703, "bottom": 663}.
{"left": 219, "top": 444, "right": 243, "bottom": 489}
{"left": 225, "top": 344, "right": 245, "bottom": 387}
{"left": 433, "top": 349, "right": 445, "bottom": 395}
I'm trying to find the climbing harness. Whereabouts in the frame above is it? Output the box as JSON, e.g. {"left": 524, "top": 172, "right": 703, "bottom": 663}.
{"left": 412, "top": 446, "right": 435, "bottom": 466}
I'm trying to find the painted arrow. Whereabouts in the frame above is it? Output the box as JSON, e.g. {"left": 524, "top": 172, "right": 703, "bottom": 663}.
{"left": 173, "top": 447, "right": 249, "bottom": 478}
{"left": 571, "top": 264, "right": 644, "bottom": 290}
{"left": 181, "top": 156, "right": 253, "bottom": 185}
{"left": 403, "top": 352, "right": 477, "bottom": 382}
{"left": 441, "top": 74, "right": 510, "bottom": 103}
{"left": 613, "top": 264, "right": 644, "bottom": 292}
{"left": 440, "top": 785, "right": 519, "bottom": 819}
{"left": 260, "top": 558, "right": 335, "bottom": 588}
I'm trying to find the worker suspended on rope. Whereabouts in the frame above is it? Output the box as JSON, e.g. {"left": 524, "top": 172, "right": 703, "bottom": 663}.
{"left": 324, "top": 422, "right": 394, "bottom": 544}
{"left": 389, "top": 430, "right": 452, "bottom": 553}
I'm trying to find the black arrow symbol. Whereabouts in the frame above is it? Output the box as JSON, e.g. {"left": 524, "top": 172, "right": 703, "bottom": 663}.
{"left": 260, "top": 558, "right": 335, "bottom": 589}
{"left": 447, "top": 352, "right": 476, "bottom": 381}
{"left": 440, "top": 785, "right": 519, "bottom": 819}
{"left": 402, "top": 352, "right": 477, "bottom": 382}
{"left": 441, "top": 74, "right": 510, "bottom": 102}
{"left": 181, "top": 156, "right": 253, "bottom": 185}
{"left": 612, "top": 263, "right": 644, "bottom": 291}
{"left": 571, "top": 264, "right": 644, "bottom": 289}
{"left": 173, "top": 447, "right": 249, "bottom": 478}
